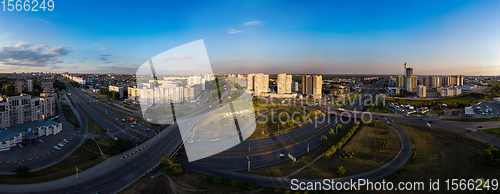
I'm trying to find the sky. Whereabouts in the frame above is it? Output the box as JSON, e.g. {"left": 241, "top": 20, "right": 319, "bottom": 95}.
{"left": 0, "top": 0, "right": 499, "bottom": 75}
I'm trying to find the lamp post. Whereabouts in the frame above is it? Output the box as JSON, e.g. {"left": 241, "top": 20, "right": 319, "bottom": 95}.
{"left": 75, "top": 167, "right": 81, "bottom": 180}
{"left": 247, "top": 157, "right": 250, "bottom": 172}
{"left": 305, "top": 140, "right": 309, "bottom": 153}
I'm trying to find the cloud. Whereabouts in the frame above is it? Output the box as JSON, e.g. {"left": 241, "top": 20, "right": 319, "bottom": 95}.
{"left": 228, "top": 29, "right": 244, "bottom": 34}
{"left": 97, "top": 54, "right": 111, "bottom": 62}
{"left": 100, "top": 47, "right": 110, "bottom": 50}
{"left": 0, "top": 43, "right": 71, "bottom": 67}
{"left": 243, "top": 21, "right": 265, "bottom": 26}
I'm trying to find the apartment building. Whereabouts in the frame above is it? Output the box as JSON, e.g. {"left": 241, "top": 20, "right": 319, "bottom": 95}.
{"left": 0, "top": 94, "right": 55, "bottom": 128}
{"left": 109, "top": 85, "right": 124, "bottom": 99}
{"left": 302, "top": 75, "right": 322, "bottom": 98}
{"left": 277, "top": 73, "right": 292, "bottom": 94}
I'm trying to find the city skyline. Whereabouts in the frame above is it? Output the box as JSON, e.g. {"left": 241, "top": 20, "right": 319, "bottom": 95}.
{"left": 0, "top": 0, "right": 499, "bottom": 75}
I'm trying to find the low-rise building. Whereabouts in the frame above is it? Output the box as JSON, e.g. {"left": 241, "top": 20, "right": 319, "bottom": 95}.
{"left": 0, "top": 120, "right": 62, "bottom": 152}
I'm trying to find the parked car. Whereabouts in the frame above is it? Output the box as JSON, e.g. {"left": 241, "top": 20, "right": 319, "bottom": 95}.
{"left": 132, "top": 121, "right": 137, "bottom": 125}
{"left": 196, "top": 139, "right": 202, "bottom": 142}
{"left": 210, "top": 138, "right": 219, "bottom": 142}
{"left": 280, "top": 153, "right": 285, "bottom": 158}
{"left": 37, "top": 139, "right": 43, "bottom": 143}
{"left": 63, "top": 139, "right": 68, "bottom": 143}
{"left": 130, "top": 125, "right": 135, "bottom": 128}
{"left": 271, "top": 137, "right": 276, "bottom": 140}
{"left": 10, "top": 168, "right": 16, "bottom": 172}
{"left": 122, "top": 119, "right": 125, "bottom": 122}
{"left": 187, "top": 139, "right": 194, "bottom": 143}
{"left": 54, "top": 146, "right": 61, "bottom": 150}
{"left": 58, "top": 143, "right": 65, "bottom": 147}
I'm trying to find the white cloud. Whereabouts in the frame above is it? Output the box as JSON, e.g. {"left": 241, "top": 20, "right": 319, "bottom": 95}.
{"left": 0, "top": 43, "right": 71, "bottom": 67}
{"left": 243, "top": 21, "right": 265, "bottom": 26}
{"left": 228, "top": 29, "right": 244, "bottom": 34}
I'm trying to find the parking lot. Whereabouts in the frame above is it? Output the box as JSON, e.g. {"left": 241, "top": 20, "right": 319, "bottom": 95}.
{"left": 472, "top": 101, "right": 500, "bottom": 118}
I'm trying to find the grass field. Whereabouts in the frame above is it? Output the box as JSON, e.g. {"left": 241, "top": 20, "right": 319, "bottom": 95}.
{"left": 478, "top": 128, "right": 500, "bottom": 139}
{"left": 78, "top": 103, "right": 107, "bottom": 134}
{"left": 239, "top": 121, "right": 356, "bottom": 177}
{"left": 117, "top": 175, "right": 171, "bottom": 194}
{"left": 387, "top": 122, "right": 500, "bottom": 189}
{"left": 0, "top": 139, "right": 106, "bottom": 184}
{"left": 248, "top": 108, "right": 324, "bottom": 140}
{"left": 109, "top": 104, "right": 134, "bottom": 113}
{"left": 61, "top": 104, "right": 81, "bottom": 128}
{"left": 442, "top": 117, "right": 500, "bottom": 122}
{"left": 290, "top": 121, "right": 401, "bottom": 179}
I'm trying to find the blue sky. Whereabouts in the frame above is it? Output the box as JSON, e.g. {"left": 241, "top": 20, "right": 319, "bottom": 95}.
{"left": 0, "top": 0, "right": 499, "bottom": 75}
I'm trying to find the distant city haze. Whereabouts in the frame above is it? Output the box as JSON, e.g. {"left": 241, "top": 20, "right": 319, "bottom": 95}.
{"left": 0, "top": 1, "right": 499, "bottom": 75}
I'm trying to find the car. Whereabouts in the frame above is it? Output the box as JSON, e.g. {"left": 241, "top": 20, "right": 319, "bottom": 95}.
{"left": 130, "top": 125, "right": 135, "bottom": 128}
{"left": 132, "top": 121, "right": 137, "bottom": 125}
{"left": 58, "top": 143, "right": 65, "bottom": 147}
{"left": 146, "top": 128, "right": 151, "bottom": 131}
{"left": 196, "top": 139, "right": 202, "bottom": 142}
{"left": 375, "top": 118, "right": 379, "bottom": 120}
{"left": 381, "top": 115, "right": 385, "bottom": 117}
{"left": 478, "top": 125, "right": 483, "bottom": 128}
{"left": 280, "top": 153, "right": 285, "bottom": 158}
{"left": 123, "top": 131, "right": 127, "bottom": 135}
{"left": 383, "top": 118, "right": 387, "bottom": 120}
{"left": 19, "top": 144, "right": 23, "bottom": 148}
{"left": 10, "top": 168, "right": 16, "bottom": 172}
{"left": 419, "top": 118, "right": 423, "bottom": 120}
{"left": 468, "top": 129, "right": 473, "bottom": 132}
{"left": 271, "top": 137, "right": 276, "bottom": 140}
{"left": 115, "top": 118, "right": 118, "bottom": 121}
{"left": 405, "top": 114, "right": 409, "bottom": 117}
{"left": 114, "top": 137, "right": 118, "bottom": 141}
{"left": 38, "top": 139, "right": 43, "bottom": 143}
{"left": 210, "top": 138, "right": 219, "bottom": 142}
{"left": 63, "top": 139, "right": 68, "bottom": 143}
{"left": 187, "top": 139, "right": 194, "bottom": 143}
{"left": 54, "top": 146, "right": 61, "bottom": 150}
{"left": 188, "top": 123, "right": 191, "bottom": 126}
{"left": 122, "top": 119, "right": 125, "bottom": 122}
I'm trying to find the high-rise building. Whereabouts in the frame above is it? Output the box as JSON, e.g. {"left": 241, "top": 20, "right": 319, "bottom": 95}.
{"left": 417, "top": 85, "right": 426, "bottom": 98}
{"left": 302, "top": 75, "right": 312, "bottom": 95}
{"left": 405, "top": 64, "right": 414, "bottom": 91}
{"left": 277, "top": 73, "right": 292, "bottom": 94}
{"left": 302, "top": 75, "right": 322, "bottom": 98}
{"left": 0, "top": 94, "right": 56, "bottom": 128}
{"left": 26, "top": 80, "right": 33, "bottom": 92}
{"left": 109, "top": 86, "right": 124, "bottom": 99}
{"left": 291, "top": 81, "right": 299, "bottom": 92}
{"left": 253, "top": 73, "right": 269, "bottom": 95}
{"left": 15, "top": 80, "right": 23, "bottom": 94}
{"left": 430, "top": 76, "right": 441, "bottom": 88}
{"left": 396, "top": 75, "right": 403, "bottom": 88}
{"left": 246, "top": 74, "right": 254, "bottom": 91}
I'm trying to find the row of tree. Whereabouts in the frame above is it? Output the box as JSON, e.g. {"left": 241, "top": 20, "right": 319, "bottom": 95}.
{"left": 322, "top": 122, "right": 360, "bottom": 159}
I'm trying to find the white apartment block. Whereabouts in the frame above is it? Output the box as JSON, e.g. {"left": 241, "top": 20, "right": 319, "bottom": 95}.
{"left": 109, "top": 85, "right": 124, "bottom": 99}
{"left": 277, "top": 73, "right": 292, "bottom": 94}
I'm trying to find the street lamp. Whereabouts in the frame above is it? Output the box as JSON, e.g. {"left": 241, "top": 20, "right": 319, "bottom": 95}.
{"left": 305, "top": 140, "right": 309, "bottom": 153}
{"left": 75, "top": 167, "right": 81, "bottom": 179}
{"left": 247, "top": 157, "right": 250, "bottom": 172}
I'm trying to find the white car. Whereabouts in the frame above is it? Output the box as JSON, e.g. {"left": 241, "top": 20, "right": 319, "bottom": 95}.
{"left": 130, "top": 125, "right": 135, "bottom": 128}
{"left": 63, "top": 139, "right": 68, "bottom": 143}
{"left": 196, "top": 139, "right": 202, "bottom": 142}
{"left": 132, "top": 121, "right": 137, "bottom": 125}
{"left": 187, "top": 139, "right": 194, "bottom": 143}
{"left": 54, "top": 146, "right": 61, "bottom": 150}
{"left": 210, "top": 138, "right": 220, "bottom": 142}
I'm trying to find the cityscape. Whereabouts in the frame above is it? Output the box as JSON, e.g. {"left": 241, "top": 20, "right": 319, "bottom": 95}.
{"left": 1, "top": 1, "right": 500, "bottom": 194}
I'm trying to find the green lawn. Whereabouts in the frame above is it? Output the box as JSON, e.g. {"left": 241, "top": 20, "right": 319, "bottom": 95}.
{"left": 61, "top": 104, "right": 81, "bottom": 128}
{"left": 478, "top": 128, "right": 500, "bottom": 138}
{"left": 78, "top": 104, "right": 107, "bottom": 134}
{"left": 442, "top": 117, "right": 500, "bottom": 122}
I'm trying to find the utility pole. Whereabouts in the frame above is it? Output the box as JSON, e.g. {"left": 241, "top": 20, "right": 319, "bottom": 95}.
{"left": 75, "top": 167, "right": 81, "bottom": 180}
{"left": 305, "top": 140, "right": 309, "bottom": 153}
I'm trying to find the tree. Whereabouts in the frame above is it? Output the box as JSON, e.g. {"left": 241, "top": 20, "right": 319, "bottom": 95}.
{"left": 5, "top": 84, "right": 15, "bottom": 95}
{"left": 337, "top": 124, "right": 343, "bottom": 131}
{"left": 161, "top": 157, "right": 183, "bottom": 175}
{"left": 320, "top": 135, "right": 328, "bottom": 143}
{"left": 484, "top": 145, "right": 500, "bottom": 167}
{"left": 16, "top": 166, "right": 31, "bottom": 178}
{"left": 287, "top": 120, "right": 294, "bottom": 128}
{"left": 329, "top": 128, "right": 335, "bottom": 137}
{"left": 337, "top": 166, "right": 346, "bottom": 176}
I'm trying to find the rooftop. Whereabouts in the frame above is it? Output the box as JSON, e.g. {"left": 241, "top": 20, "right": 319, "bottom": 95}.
{"left": 0, "top": 120, "right": 59, "bottom": 141}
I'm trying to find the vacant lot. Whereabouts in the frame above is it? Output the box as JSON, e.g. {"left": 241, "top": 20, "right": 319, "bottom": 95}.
{"left": 291, "top": 121, "right": 401, "bottom": 179}
{"left": 387, "top": 122, "right": 500, "bottom": 189}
